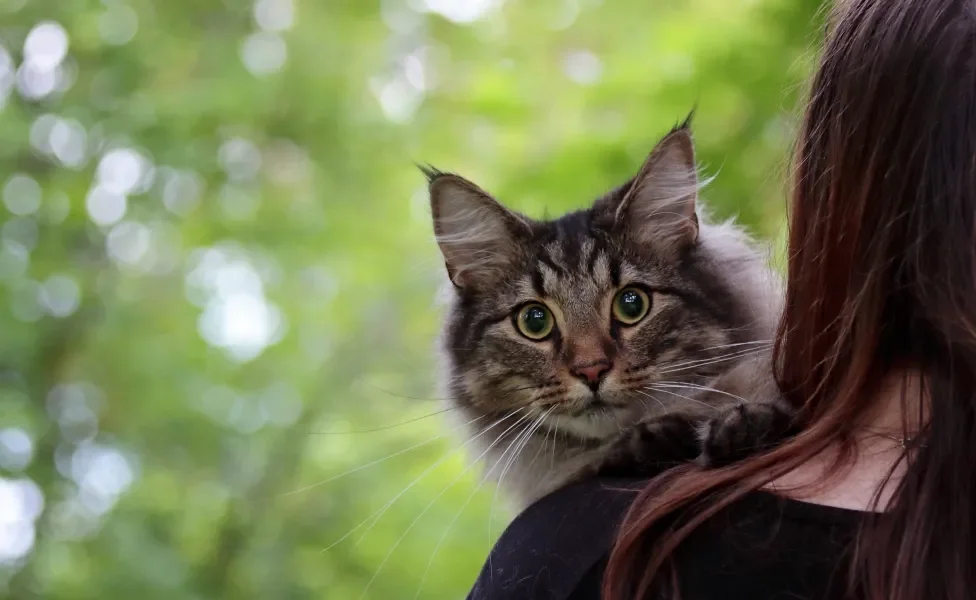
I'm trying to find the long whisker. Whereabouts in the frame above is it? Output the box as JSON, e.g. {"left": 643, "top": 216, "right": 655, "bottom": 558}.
{"left": 654, "top": 381, "right": 748, "bottom": 404}
{"left": 695, "top": 340, "right": 772, "bottom": 353}
{"left": 413, "top": 437, "right": 521, "bottom": 599}
{"left": 484, "top": 419, "right": 536, "bottom": 548}
{"left": 645, "top": 385, "right": 718, "bottom": 411}
{"left": 526, "top": 412, "right": 557, "bottom": 471}
{"left": 406, "top": 254, "right": 443, "bottom": 274}
{"left": 357, "top": 410, "right": 538, "bottom": 600}
{"left": 659, "top": 347, "right": 765, "bottom": 375}
{"left": 307, "top": 406, "right": 459, "bottom": 435}
{"left": 490, "top": 411, "right": 544, "bottom": 517}
{"left": 488, "top": 409, "right": 551, "bottom": 563}
{"left": 351, "top": 410, "right": 535, "bottom": 549}
{"left": 322, "top": 413, "right": 522, "bottom": 553}
{"left": 550, "top": 424, "right": 558, "bottom": 469}
{"left": 359, "top": 383, "right": 452, "bottom": 402}
{"left": 675, "top": 343, "right": 769, "bottom": 364}
{"left": 659, "top": 346, "right": 765, "bottom": 372}
{"left": 506, "top": 382, "right": 561, "bottom": 394}
{"left": 635, "top": 389, "right": 668, "bottom": 412}
{"left": 281, "top": 412, "right": 492, "bottom": 497}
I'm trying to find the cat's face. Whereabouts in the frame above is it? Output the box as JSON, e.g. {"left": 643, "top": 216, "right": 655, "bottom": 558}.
{"left": 431, "top": 126, "right": 754, "bottom": 440}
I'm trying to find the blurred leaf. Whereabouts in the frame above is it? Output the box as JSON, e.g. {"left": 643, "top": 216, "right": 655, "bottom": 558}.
{"left": 0, "top": 0, "right": 822, "bottom": 598}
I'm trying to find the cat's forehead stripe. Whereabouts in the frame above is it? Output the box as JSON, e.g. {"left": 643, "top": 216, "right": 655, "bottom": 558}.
{"left": 530, "top": 242, "right": 616, "bottom": 298}
{"left": 619, "top": 262, "right": 646, "bottom": 285}
{"left": 591, "top": 252, "right": 611, "bottom": 286}
{"left": 585, "top": 242, "right": 601, "bottom": 272}
{"left": 578, "top": 239, "right": 595, "bottom": 272}
{"left": 537, "top": 261, "right": 561, "bottom": 296}
{"left": 537, "top": 245, "right": 569, "bottom": 278}
{"left": 542, "top": 241, "right": 564, "bottom": 265}
{"left": 513, "top": 274, "right": 545, "bottom": 304}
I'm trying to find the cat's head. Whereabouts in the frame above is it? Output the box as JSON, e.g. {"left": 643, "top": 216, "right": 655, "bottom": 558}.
{"left": 429, "top": 124, "right": 773, "bottom": 441}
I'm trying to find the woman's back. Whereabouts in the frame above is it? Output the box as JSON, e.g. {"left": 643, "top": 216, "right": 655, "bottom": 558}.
{"left": 468, "top": 477, "right": 860, "bottom": 600}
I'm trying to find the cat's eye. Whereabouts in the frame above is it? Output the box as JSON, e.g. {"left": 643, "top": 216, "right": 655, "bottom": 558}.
{"left": 612, "top": 287, "right": 650, "bottom": 325}
{"left": 515, "top": 303, "right": 555, "bottom": 340}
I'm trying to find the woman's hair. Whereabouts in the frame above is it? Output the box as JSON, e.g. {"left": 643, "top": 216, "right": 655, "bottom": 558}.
{"left": 604, "top": 1, "right": 976, "bottom": 598}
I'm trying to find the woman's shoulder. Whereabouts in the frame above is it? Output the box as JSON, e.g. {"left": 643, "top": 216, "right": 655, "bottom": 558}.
{"left": 466, "top": 476, "right": 648, "bottom": 600}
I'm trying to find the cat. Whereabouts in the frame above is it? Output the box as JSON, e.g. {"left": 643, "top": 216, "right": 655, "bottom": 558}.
{"left": 426, "top": 119, "right": 790, "bottom": 512}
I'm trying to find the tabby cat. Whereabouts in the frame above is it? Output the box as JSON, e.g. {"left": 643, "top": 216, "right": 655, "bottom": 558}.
{"left": 427, "top": 120, "right": 791, "bottom": 511}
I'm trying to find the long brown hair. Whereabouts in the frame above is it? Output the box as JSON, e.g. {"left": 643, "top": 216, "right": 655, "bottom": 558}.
{"left": 604, "top": 1, "right": 976, "bottom": 598}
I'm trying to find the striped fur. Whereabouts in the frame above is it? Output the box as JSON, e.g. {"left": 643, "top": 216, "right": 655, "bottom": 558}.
{"left": 429, "top": 125, "right": 782, "bottom": 510}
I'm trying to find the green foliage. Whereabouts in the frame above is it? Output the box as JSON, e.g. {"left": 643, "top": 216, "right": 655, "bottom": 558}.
{"left": 0, "top": 0, "right": 822, "bottom": 597}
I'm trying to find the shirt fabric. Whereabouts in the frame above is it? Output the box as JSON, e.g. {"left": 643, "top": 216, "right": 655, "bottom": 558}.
{"left": 466, "top": 476, "right": 863, "bottom": 600}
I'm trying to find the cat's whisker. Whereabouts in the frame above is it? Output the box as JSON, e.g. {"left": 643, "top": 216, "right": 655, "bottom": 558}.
{"left": 694, "top": 339, "right": 773, "bottom": 353}
{"left": 467, "top": 424, "right": 533, "bottom": 579}
{"left": 544, "top": 424, "right": 553, "bottom": 468}
{"left": 523, "top": 409, "right": 558, "bottom": 472}
{"left": 357, "top": 410, "right": 542, "bottom": 600}
{"left": 659, "top": 346, "right": 765, "bottom": 372}
{"left": 487, "top": 408, "right": 552, "bottom": 569}
{"left": 654, "top": 381, "right": 748, "bottom": 404}
{"left": 281, "top": 412, "right": 491, "bottom": 497}
{"left": 359, "top": 383, "right": 455, "bottom": 402}
{"left": 527, "top": 417, "right": 556, "bottom": 471}
{"left": 411, "top": 413, "right": 541, "bottom": 599}
{"left": 645, "top": 385, "right": 719, "bottom": 412}
{"left": 351, "top": 410, "right": 535, "bottom": 549}
{"left": 507, "top": 382, "right": 561, "bottom": 394}
{"left": 307, "top": 405, "right": 459, "bottom": 435}
{"left": 406, "top": 254, "right": 443, "bottom": 274}
{"left": 318, "top": 410, "right": 528, "bottom": 555}
{"left": 623, "top": 345, "right": 767, "bottom": 382}
{"left": 635, "top": 389, "right": 668, "bottom": 412}
{"left": 413, "top": 485, "right": 487, "bottom": 599}
{"left": 659, "top": 347, "right": 766, "bottom": 374}
{"left": 599, "top": 405, "right": 623, "bottom": 433}
{"left": 487, "top": 413, "right": 542, "bottom": 529}
{"left": 635, "top": 396, "right": 657, "bottom": 420}
{"left": 711, "top": 325, "right": 767, "bottom": 335}
{"left": 550, "top": 423, "right": 558, "bottom": 469}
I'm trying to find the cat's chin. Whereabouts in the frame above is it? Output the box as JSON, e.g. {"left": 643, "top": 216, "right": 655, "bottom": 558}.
{"left": 545, "top": 405, "right": 637, "bottom": 441}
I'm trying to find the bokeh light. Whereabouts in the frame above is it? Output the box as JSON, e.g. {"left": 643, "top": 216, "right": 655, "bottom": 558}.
{"left": 0, "top": 0, "right": 819, "bottom": 597}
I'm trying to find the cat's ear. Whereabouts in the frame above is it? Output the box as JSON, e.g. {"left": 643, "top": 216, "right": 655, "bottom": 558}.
{"left": 614, "top": 125, "right": 700, "bottom": 253}
{"left": 425, "top": 168, "right": 528, "bottom": 289}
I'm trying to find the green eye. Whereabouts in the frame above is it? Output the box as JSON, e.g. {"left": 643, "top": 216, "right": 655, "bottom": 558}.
{"left": 515, "top": 303, "right": 554, "bottom": 340}
{"left": 612, "top": 287, "right": 650, "bottom": 325}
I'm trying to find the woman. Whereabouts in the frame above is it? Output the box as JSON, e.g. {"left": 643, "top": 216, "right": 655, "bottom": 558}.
{"left": 467, "top": 0, "right": 976, "bottom": 598}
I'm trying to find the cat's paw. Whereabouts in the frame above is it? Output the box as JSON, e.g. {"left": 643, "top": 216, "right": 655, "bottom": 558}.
{"left": 699, "top": 400, "right": 796, "bottom": 468}
{"left": 594, "top": 413, "right": 702, "bottom": 478}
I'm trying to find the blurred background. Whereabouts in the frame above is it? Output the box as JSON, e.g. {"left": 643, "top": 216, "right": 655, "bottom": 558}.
{"left": 0, "top": 0, "right": 824, "bottom": 598}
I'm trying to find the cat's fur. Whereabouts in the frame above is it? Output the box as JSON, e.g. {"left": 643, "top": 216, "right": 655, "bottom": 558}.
{"left": 428, "top": 121, "right": 786, "bottom": 511}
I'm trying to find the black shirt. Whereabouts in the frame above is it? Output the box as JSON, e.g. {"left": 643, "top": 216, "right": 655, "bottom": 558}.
{"left": 466, "top": 476, "right": 863, "bottom": 600}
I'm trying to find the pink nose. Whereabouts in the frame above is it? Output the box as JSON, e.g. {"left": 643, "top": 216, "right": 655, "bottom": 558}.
{"left": 570, "top": 361, "right": 612, "bottom": 388}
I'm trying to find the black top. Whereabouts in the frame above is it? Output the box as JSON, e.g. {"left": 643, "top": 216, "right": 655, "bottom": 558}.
{"left": 466, "top": 477, "right": 864, "bottom": 600}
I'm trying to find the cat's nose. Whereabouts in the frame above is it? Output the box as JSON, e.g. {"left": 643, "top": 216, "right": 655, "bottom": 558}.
{"left": 570, "top": 360, "right": 613, "bottom": 388}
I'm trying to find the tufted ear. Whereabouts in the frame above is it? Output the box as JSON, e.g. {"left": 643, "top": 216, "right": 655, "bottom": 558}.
{"left": 425, "top": 167, "right": 529, "bottom": 289}
{"left": 614, "top": 124, "right": 700, "bottom": 254}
